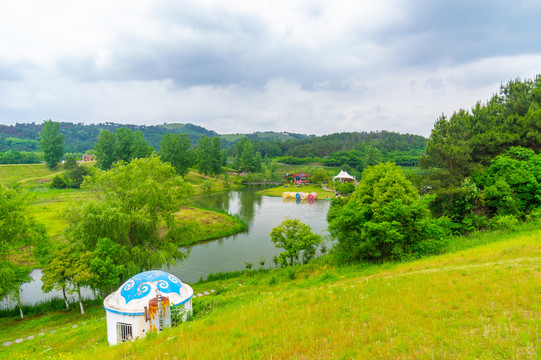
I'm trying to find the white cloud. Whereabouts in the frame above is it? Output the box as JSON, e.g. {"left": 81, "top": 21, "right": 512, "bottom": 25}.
{"left": 0, "top": 0, "right": 540, "bottom": 137}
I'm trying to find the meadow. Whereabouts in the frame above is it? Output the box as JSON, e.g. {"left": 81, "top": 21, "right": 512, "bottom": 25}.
{"left": 1, "top": 222, "right": 539, "bottom": 359}
{"left": 1, "top": 163, "right": 248, "bottom": 266}
{"left": 0, "top": 163, "right": 64, "bottom": 184}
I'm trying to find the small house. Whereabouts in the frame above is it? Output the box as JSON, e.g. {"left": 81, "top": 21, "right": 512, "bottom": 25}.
{"left": 81, "top": 154, "right": 96, "bottom": 162}
{"left": 285, "top": 172, "right": 312, "bottom": 184}
{"left": 103, "top": 270, "right": 193, "bottom": 346}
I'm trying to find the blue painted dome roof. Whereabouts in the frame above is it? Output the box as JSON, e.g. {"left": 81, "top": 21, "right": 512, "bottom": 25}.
{"left": 120, "top": 270, "right": 182, "bottom": 303}
{"left": 103, "top": 270, "right": 193, "bottom": 315}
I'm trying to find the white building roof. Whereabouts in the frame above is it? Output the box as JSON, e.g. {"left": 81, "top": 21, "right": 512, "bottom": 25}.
{"left": 103, "top": 270, "right": 193, "bottom": 316}
{"left": 333, "top": 169, "right": 356, "bottom": 181}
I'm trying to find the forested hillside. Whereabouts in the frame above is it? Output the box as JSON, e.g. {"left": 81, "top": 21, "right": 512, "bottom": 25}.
{"left": 0, "top": 122, "right": 217, "bottom": 153}
{"left": 0, "top": 119, "right": 427, "bottom": 169}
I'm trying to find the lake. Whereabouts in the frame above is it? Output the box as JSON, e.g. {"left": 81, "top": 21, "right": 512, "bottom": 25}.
{"left": 165, "top": 185, "right": 331, "bottom": 283}
{"left": 2, "top": 185, "right": 330, "bottom": 308}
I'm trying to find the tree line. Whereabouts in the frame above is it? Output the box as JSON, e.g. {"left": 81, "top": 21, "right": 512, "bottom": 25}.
{"left": 1, "top": 119, "right": 427, "bottom": 169}
{"left": 328, "top": 75, "right": 541, "bottom": 264}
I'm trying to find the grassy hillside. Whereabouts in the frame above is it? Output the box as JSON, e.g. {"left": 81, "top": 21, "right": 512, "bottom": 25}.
{"left": 0, "top": 163, "right": 64, "bottom": 184}
{"left": 221, "top": 131, "right": 309, "bottom": 143}
{"left": 2, "top": 223, "right": 539, "bottom": 359}
{"left": 1, "top": 164, "right": 247, "bottom": 266}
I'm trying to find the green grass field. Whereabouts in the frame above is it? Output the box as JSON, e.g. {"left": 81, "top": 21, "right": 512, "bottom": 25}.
{"left": 2, "top": 164, "right": 247, "bottom": 266}
{"left": 0, "top": 163, "right": 64, "bottom": 185}
{"left": 2, "top": 223, "right": 539, "bottom": 359}
{"left": 173, "top": 207, "right": 248, "bottom": 246}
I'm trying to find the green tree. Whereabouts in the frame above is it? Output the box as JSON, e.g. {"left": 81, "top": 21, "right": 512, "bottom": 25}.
{"left": 0, "top": 184, "right": 47, "bottom": 318}
{"left": 131, "top": 130, "right": 154, "bottom": 159}
{"left": 311, "top": 168, "right": 328, "bottom": 184}
{"left": 41, "top": 245, "right": 74, "bottom": 310}
{"left": 160, "top": 133, "right": 194, "bottom": 177}
{"left": 196, "top": 135, "right": 212, "bottom": 176}
{"left": 335, "top": 182, "right": 355, "bottom": 195}
{"left": 475, "top": 147, "right": 541, "bottom": 218}
{"left": 42, "top": 244, "right": 98, "bottom": 315}
{"left": 63, "top": 156, "right": 78, "bottom": 171}
{"left": 115, "top": 127, "right": 134, "bottom": 163}
{"left": 51, "top": 175, "right": 67, "bottom": 189}
{"left": 210, "top": 137, "right": 225, "bottom": 175}
{"left": 65, "top": 165, "right": 92, "bottom": 188}
{"left": 420, "top": 112, "right": 473, "bottom": 188}
{"left": 270, "top": 219, "right": 322, "bottom": 266}
{"left": 328, "top": 162, "right": 449, "bottom": 262}
{"left": 88, "top": 238, "right": 126, "bottom": 296}
{"left": 235, "top": 137, "right": 261, "bottom": 172}
{"left": 66, "top": 155, "right": 193, "bottom": 284}
{"left": 95, "top": 130, "right": 117, "bottom": 170}
{"left": 39, "top": 120, "right": 65, "bottom": 170}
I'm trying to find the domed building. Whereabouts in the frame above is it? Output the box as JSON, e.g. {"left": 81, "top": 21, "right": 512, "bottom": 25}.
{"left": 103, "top": 270, "right": 193, "bottom": 345}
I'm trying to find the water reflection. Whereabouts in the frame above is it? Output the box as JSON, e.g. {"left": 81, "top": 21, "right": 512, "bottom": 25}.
{"left": 192, "top": 185, "right": 266, "bottom": 226}
{"left": 166, "top": 185, "right": 330, "bottom": 283}
{"left": 0, "top": 269, "right": 94, "bottom": 308}
{"left": 2, "top": 186, "right": 330, "bottom": 308}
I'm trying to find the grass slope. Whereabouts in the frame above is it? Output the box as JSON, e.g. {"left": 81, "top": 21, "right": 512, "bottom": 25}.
{"left": 2, "top": 225, "right": 539, "bottom": 359}
{"left": 0, "top": 163, "right": 64, "bottom": 184}
{"left": 2, "top": 164, "right": 247, "bottom": 267}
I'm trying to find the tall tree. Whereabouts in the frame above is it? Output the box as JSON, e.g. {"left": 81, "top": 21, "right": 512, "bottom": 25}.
{"left": 95, "top": 128, "right": 153, "bottom": 170}
{"left": 196, "top": 135, "right": 213, "bottom": 176}
{"left": 131, "top": 130, "right": 153, "bottom": 159}
{"left": 235, "top": 137, "right": 261, "bottom": 172}
{"left": 39, "top": 120, "right": 65, "bottom": 170}
{"left": 210, "top": 136, "right": 225, "bottom": 175}
{"left": 65, "top": 156, "right": 193, "bottom": 284}
{"left": 0, "top": 184, "right": 47, "bottom": 318}
{"left": 115, "top": 127, "right": 134, "bottom": 162}
{"left": 95, "top": 129, "right": 117, "bottom": 170}
{"left": 160, "top": 133, "right": 195, "bottom": 177}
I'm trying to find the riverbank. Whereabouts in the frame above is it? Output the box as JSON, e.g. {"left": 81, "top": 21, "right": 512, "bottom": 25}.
{"left": 1, "top": 164, "right": 249, "bottom": 264}
{"left": 173, "top": 207, "right": 248, "bottom": 246}
{"left": 2, "top": 222, "right": 539, "bottom": 358}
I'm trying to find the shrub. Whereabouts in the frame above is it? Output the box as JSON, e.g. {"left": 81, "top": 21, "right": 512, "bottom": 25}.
{"left": 270, "top": 219, "right": 322, "bottom": 266}
{"left": 490, "top": 214, "right": 519, "bottom": 231}
{"left": 329, "top": 162, "right": 448, "bottom": 262}
{"left": 461, "top": 214, "right": 490, "bottom": 232}
{"left": 335, "top": 182, "right": 356, "bottom": 195}
{"left": 51, "top": 174, "right": 67, "bottom": 189}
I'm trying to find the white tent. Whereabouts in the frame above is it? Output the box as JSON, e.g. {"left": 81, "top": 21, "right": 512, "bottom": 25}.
{"left": 333, "top": 169, "right": 356, "bottom": 183}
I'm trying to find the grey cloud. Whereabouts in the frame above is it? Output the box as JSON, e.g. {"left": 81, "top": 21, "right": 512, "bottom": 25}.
{"left": 373, "top": 0, "right": 541, "bottom": 68}
{"left": 55, "top": 1, "right": 360, "bottom": 91}
{"left": 0, "top": 63, "right": 24, "bottom": 81}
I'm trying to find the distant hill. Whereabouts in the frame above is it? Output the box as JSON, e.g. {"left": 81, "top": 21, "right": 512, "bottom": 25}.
{"left": 0, "top": 122, "right": 425, "bottom": 160}
{"left": 0, "top": 122, "right": 219, "bottom": 153}
{"left": 0, "top": 123, "right": 313, "bottom": 153}
{"left": 221, "top": 131, "right": 310, "bottom": 142}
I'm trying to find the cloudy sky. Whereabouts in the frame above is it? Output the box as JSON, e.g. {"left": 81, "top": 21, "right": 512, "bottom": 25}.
{"left": 0, "top": 0, "right": 540, "bottom": 137}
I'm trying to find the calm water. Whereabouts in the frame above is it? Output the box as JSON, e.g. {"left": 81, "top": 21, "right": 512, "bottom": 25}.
{"left": 165, "top": 185, "right": 331, "bottom": 283}
{"left": 2, "top": 185, "right": 330, "bottom": 308}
